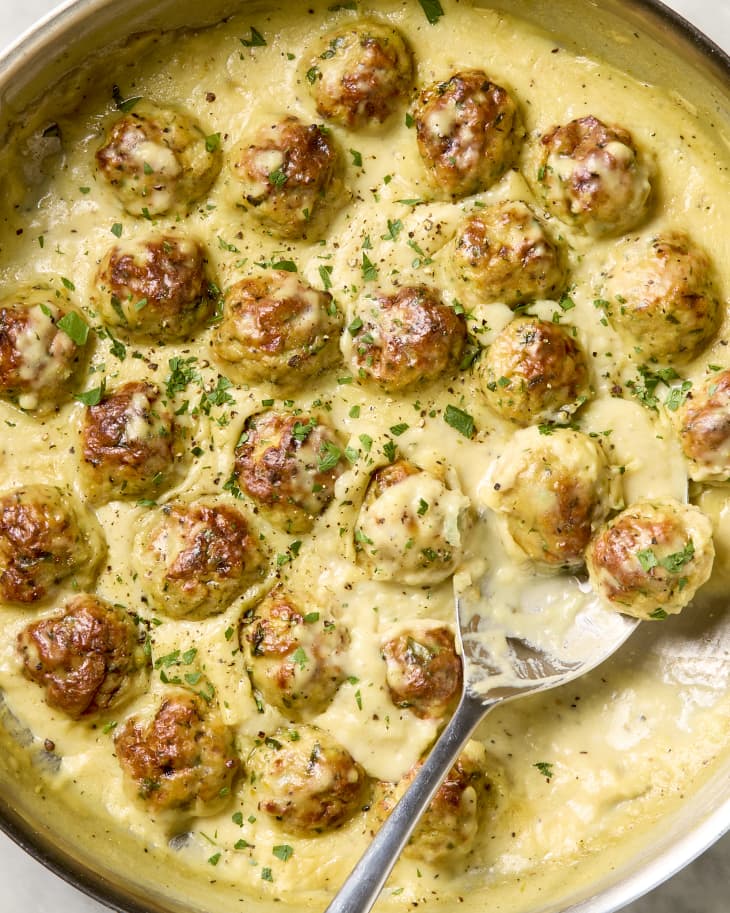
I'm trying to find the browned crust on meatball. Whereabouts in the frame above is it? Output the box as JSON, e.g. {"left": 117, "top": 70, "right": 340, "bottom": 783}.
{"left": 367, "top": 459, "right": 420, "bottom": 500}
{"left": 348, "top": 286, "right": 466, "bottom": 391}
{"left": 539, "top": 476, "right": 600, "bottom": 565}
{"left": 382, "top": 626, "right": 462, "bottom": 719}
{"left": 233, "top": 411, "right": 345, "bottom": 531}
{"left": 96, "top": 236, "right": 213, "bottom": 340}
{"left": 17, "top": 595, "right": 148, "bottom": 718}
{"left": 243, "top": 592, "right": 304, "bottom": 658}
{"left": 0, "top": 488, "right": 87, "bottom": 604}
{"left": 481, "top": 317, "right": 589, "bottom": 425}
{"left": 115, "top": 689, "right": 239, "bottom": 812}
{"left": 680, "top": 370, "right": 730, "bottom": 466}
{"left": 416, "top": 69, "right": 521, "bottom": 197}
{"left": 309, "top": 22, "right": 413, "bottom": 128}
{"left": 81, "top": 381, "right": 178, "bottom": 502}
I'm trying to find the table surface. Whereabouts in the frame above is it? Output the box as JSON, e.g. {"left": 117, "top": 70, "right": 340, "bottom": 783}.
{"left": 0, "top": 0, "right": 729, "bottom": 911}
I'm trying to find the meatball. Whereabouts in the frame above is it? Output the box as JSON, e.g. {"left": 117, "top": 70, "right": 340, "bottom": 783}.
{"left": 0, "top": 287, "right": 90, "bottom": 412}
{"left": 343, "top": 286, "right": 466, "bottom": 392}
{"left": 17, "top": 595, "right": 148, "bottom": 718}
{"left": 0, "top": 484, "right": 105, "bottom": 605}
{"left": 305, "top": 19, "right": 413, "bottom": 129}
{"left": 232, "top": 410, "right": 346, "bottom": 533}
{"left": 534, "top": 115, "right": 651, "bottom": 236}
{"left": 232, "top": 116, "right": 342, "bottom": 239}
{"left": 211, "top": 271, "right": 342, "bottom": 386}
{"left": 80, "top": 380, "right": 183, "bottom": 505}
{"left": 247, "top": 724, "right": 368, "bottom": 832}
{"left": 586, "top": 499, "right": 714, "bottom": 620}
{"left": 381, "top": 624, "right": 462, "bottom": 720}
{"left": 95, "top": 100, "right": 222, "bottom": 217}
{"left": 355, "top": 460, "right": 470, "bottom": 586}
{"left": 445, "top": 201, "right": 566, "bottom": 307}
{"left": 415, "top": 69, "right": 522, "bottom": 199}
{"left": 679, "top": 370, "right": 730, "bottom": 482}
{"left": 479, "top": 316, "right": 590, "bottom": 426}
{"left": 115, "top": 688, "right": 239, "bottom": 816}
{"left": 483, "top": 426, "right": 620, "bottom": 568}
{"left": 92, "top": 235, "right": 214, "bottom": 341}
{"left": 602, "top": 233, "right": 719, "bottom": 363}
{"left": 377, "top": 740, "right": 491, "bottom": 863}
{"left": 241, "top": 585, "right": 349, "bottom": 718}
{"left": 133, "top": 499, "right": 269, "bottom": 619}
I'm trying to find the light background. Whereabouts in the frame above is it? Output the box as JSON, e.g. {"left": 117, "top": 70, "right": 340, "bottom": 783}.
{"left": 0, "top": 0, "right": 728, "bottom": 911}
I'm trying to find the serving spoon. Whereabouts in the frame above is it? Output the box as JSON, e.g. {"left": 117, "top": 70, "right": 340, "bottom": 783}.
{"left": 324, "top": 573, "right": 639, "bottom": 913}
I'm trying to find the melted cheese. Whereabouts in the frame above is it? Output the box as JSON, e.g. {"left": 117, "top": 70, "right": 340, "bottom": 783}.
{"left": 0, "top": 0, "right": 729, "bottom": 908}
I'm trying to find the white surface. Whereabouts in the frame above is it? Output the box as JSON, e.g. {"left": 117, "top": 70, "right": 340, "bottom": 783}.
{"left": 0, "top": 1, "right": 728, "bottom": 911}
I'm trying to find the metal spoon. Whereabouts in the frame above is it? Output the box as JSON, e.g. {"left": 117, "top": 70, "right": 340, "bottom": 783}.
{"left": 324, "top": 575, "right": 639, "bottom": 913}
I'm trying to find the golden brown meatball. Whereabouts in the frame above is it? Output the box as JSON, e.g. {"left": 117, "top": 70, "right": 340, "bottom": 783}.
{"left": 247, "top": 724, "right": 368, "bottom": 832}
{"left": 445, "top": 201, "right": 566, "bottom": 307}
{"left": 17, "top": 594, "right": 148, "bottom": 718}
{"left": 679, "top": 370, "right": 730, "bottom": 482}
{"left": 115, "top": 688, "right": 239, "bottom": 816}
{"left": 479, "top": 316, "right": 590, "bottom": 426}
{"left": 211, "top": 271, "right": 342, "bottom": 385}
{"left": 376, "top": 740, "right": 491, "bottom": 863}
{"left": 0, "top": 484, "right": 105, "bottom": 605}
{"left": 133, "top": 499, "right": 269, "bottom": 619}
{"left": 602, "top": 233, "right": 719, "bottom": 363}
{"left": 415, "top": 69, "right": 522, "bottom": 199}
{"left": 241, "top": 585, "right": 349, "bottom": 718}
{"left": 586, "top": 499, "right": 714, "bottom": 620}
{"left": 92, "top": 235, "right": 215, "bottom": 341}
{"left": 343, "top": 286, "right": 466, "bottom": 392}
{"left": 381, "top": 624, "right": 462, "bottom": 720}
{"left": 79, "top": 380, "right": 183, "bottom": 505}
{"left": 95, "top": 100, "right": 222, "bottom": 217}
{"left": 533, "top": 115, "right": 651, "bottom": 236}
{"left": 232, "top": 410, "right": 346, "bottom": 533}
{"left": 0, "top": 286, "right": 90, "bottom": 413}
{"left": 483, "top": 426, "right": 620, "bottom": 568}
{"left": 355, "top": 460, "right": 471, "bottom": 586}
{"left": 232, "top": 116, "right": 342, "bottom": 239}
{"left": 305, "top": 19, "right": 413, "bottom": 129}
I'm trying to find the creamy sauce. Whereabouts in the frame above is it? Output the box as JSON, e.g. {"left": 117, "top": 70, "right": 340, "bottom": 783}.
{"left": 0, "top": 0, "right": 729, "bottom": 909}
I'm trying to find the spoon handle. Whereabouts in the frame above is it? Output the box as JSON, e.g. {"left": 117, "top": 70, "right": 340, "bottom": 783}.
{"left": 324, "top": 693, "right": 496, "bottom": 913}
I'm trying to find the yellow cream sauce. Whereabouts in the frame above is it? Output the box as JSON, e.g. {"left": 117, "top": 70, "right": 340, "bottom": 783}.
{"left": 0, "top": 0, "right": 729, "bottom": 909}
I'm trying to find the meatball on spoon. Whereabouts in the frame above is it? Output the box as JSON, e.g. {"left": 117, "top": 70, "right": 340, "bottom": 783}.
{"left": 325, "top": 582, "right": 640, "bottom": 913}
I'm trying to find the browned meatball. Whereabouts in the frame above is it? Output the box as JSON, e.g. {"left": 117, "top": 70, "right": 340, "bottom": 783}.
{"left": 483, "top": 427, "right": 620, "bottom": 568}
{"left": 80, "top": 381, "right": 183, "bottom": 505}
{"left": 586, "top": 499, "right": 714, "bottom": 620}
{"left": 343, "top": 286, "right": 466, "bottom": 391}
{"left": 415, "top": 69, "right": 522, "bottom": 198}
{"left": 247, "top": 724, "right": 368, "bottom": 832}
{"left": 305, "top": 19, "right": 413, "bottom": 129}
{"left": 446, "top": 201, "right": 566, "bottom": 307}
{"left": 479, "top": 316, "right": 590, "bottom": 426}
{"left": 381, "top": 624, "right": 462, "bottom": 720}
{"left": 0, "top": 287, "right": 90, "bottom": 413}
{"left": 241, "top": 586, "right": 349, "bottom": 718}
{"left": 96, "top": 101, "right": 222, "bottom": 217}
{"left": 232, "top": 410, "right": 346, "bottom": 533}
{"left": 376, "top": 740, "right": 491, "bottom": 863}
{"left": 92, "top": 235, "right": 215, "bottom": 341}
{"left": 133, "top": 499, "right": 269, "bottom": 619}
{"left": 355, "top": 460, "right": 471, "bottom": 586}
{"left": 679, "top": 370, "right": 730, "bottom": 482}
{"left": 115, "top": 688, "right": 239, "bottom": 815}
{"left": 0, "top": 484, "right": 105, "bottom": 605}
{"left": 534, "top": 115, "right": 651, "bottom": 236}
{"left": 211, "top": 272, "right": 342, "bottom": 385}
{"left": 602, "top": 233, "right": 719, "bottom": 363}
{"left": 232, "top": 116, "right": 342, "bottom": 239}
{"left": 17, "top": 595, "right": 149, "bottom": 718}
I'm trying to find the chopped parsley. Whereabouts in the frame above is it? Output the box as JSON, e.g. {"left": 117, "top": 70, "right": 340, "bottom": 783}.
{"left": 240, "top": 26, "right": 267, "bottom": 47}
{"left": 361, "top": 253, "right": 378, "bottom": 282}
{"left": 417, "top": 0, "right": 445, "bottom": 25}
{"left": 273, "top": 845, "right": 294, "bottom": 863}
{"left": 534, "top": 761, "right": 554, "bottom": 780}
{"left": 56, "top": 310, "right": 89, "bottom": 346}
{"left": 318, "top": 440, "right": 342, "bottom": 472}
{"left": 444, "top": 404, "right": 475, "bottom": 438}
{"left": 205, "top": 132, "right": 221, "bottom": 153}
{"left": 389, "top": 423, "right": 409, "bottom": 436}
{"left": 350, "top": 149, "right": 363, "bottom": 167}
{"left": 75, "top": 381, "right": 106, "bottom": 407}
